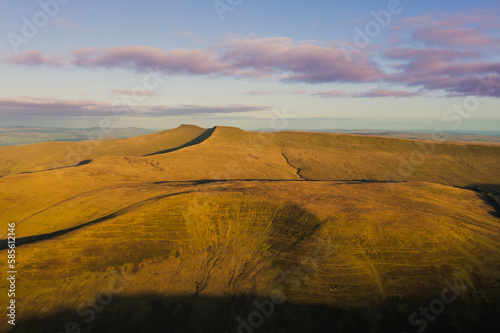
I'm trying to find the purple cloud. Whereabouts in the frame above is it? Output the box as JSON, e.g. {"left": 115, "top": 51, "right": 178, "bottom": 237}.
{"left": 220, "top": 37, "right": 384, "bottom": 83}
{"left": 245, "top": 90, "right": 280, "bottom": 95}
{"left": 110, "top": 89, "right": 161, "bottom": 96}
{"left": 67, "top": 37, "right": 383, "bottom": 84}
{"left": 385, "top": 48, "right": 500, "bottom": 96}
{"left": 1, "top": 15, "right": 499, "bottom": 100}
{"left": 400, "top": 10, "right": 500, "bottom": 48}
{"left": 0, "top": 97, "right": 272, "bottom": 117}
{"left": 314, "top": 89, "right": 423, "bottom": 98}
{"left": 1, "top": 51, "right": 65, "bottom": 67}
{"left": 72, "top": 46, "right": 228, "bottom": 75}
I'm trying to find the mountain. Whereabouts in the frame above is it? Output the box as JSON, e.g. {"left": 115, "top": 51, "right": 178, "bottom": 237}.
{"left": 1, "top": 125, "right": 499, "bottom": 333}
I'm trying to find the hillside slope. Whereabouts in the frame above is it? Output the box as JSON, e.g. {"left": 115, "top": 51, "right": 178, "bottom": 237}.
{"left": 1, "top": 125, "right": 499, "bottom": 332}
{"left": 2, "top": 181, "right": 500, "bottom": 332}
{"left": 2, "top": 126, "right": 500, "bottom": 239}
{"left": 0, "top": 124, "right": 208, "bottom": 177}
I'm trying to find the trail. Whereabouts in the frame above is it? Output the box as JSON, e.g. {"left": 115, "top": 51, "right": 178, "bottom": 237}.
{"left": 0, "top": 190, "right": 196, "bottom": 250}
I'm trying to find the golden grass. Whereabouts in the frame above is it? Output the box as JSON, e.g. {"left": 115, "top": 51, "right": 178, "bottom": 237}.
{"left": 1, "top": 126, "right": 500, "bottom": 331}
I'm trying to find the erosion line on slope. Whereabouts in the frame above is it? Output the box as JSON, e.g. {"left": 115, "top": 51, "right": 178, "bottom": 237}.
{"left": 281, "top": 149, "right": 305, "bottom": 180}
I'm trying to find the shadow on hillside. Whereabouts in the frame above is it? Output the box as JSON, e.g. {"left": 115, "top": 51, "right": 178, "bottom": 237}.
{"left": 15, "top": 159, "right": 94, "bottom": 177}
{"left": 7, "top": 293, "right": 500, "bottom": 333}
{"left": 153, "top": 179, "right": 407, "bottom": 186}
{"left": 466, "top": 184, "right": 500, "bottom": 218}
{"left": 75, "top": 159, "right": 92, "bottom": 166}
{"left": 146, "top": 126, "right": 216, "bottom": 156}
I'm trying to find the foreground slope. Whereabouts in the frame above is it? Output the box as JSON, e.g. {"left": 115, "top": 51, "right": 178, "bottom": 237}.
{"left": 1, "top": 181, "right": 499, "bottom": 332}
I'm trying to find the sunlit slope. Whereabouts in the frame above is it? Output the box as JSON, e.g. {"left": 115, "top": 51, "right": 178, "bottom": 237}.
{"left": 0, "top": 129, "right": 299, "bottom": 238}
{"left": 195, "top": 126, "right": 500, "bottom": 186}
{"left": 2, "top": 181, "right": 499, "bottom": 332}
{"left": 274, "top": 131, "right": 500, "bottom": 186}
{"left": 0, "top": 124, "right": 207, "bottom": 176}
{"left": 74, "top": 125, "right": 500, "bottom": 186}
{"left": 1, "top": 125, "right": 500, "bottom": 239}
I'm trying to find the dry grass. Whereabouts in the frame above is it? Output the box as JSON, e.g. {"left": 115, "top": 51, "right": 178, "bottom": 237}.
{"left": 0, "top": 126, "right": 499, "bottom": 332}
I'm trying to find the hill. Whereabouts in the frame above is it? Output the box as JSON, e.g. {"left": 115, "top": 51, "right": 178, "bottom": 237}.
{"left": 0, "top": 125, "right": 499, "bottom": 332}
{"left": 0, "top": 124, "right": 207, "bottom": 177}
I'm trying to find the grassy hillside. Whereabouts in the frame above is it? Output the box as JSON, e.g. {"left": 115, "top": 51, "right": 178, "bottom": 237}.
{"left": 1, "top": 126, "right": 500, "bottom": 238}
{"left": 1, "top": 125, "right": 499, "bottom": 332}
{"left": 0, "top": 124, "right": 207, "bottom": 176}
{"left": 2, "top": 181, "right": 499, "bottom": 332}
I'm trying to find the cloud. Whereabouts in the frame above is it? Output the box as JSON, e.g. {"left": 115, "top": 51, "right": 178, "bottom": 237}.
{"left": 50, "top": 19, "right": 82, "bottom": 30}
{"left": 412, "top": 23, "right": 495, "bottom": 49}
{"left": 171, "top": 30, "right": 192, "bottom": 37}
{"left": 220, "top": 37, "right": 384, "bottom": 83}
{"left": 400, "top": 10, "right": 500, "bottom": 48}
{"left": 67, "top": 37, "right": 383, "bottom": 84}
{"left": 355, "top": 88, "right": 424, "bottom": 98}
{"left": 110, "top": 89, "right": 161, "bottom": 96}
{"left": 1, "top": 14, "right": 499, "bottom": 99}
{"left": 385, "top": 48, "right": 500, "bottom": 96}
{"left": 314, "top": 90, "right": 351, "bottom": 98}
{"left": 0, "top": 97, "right": 271, "bottom": 117}
{"left": 71, "top": 46, "right": 228, "bottom": 75}
{"left": 246, "top": 90, "right": 315, "bottom": 96}
{"left": 314, "top": 89, "right": 423, "bottom": 98}
{"left": 245, "top": 90, "right": 280, "bottom": 95}
{"left": 0, "top": 51, "right": 65, "bottom": 67}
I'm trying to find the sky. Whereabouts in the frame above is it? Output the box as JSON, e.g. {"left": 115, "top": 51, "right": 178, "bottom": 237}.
{"left": 0, "top": 0, "right": 499, "bottom": 131}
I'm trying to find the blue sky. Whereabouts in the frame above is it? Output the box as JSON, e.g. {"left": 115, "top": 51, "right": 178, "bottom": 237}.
{"left": 0, "top": 0, "right": 499, "bottom": 131}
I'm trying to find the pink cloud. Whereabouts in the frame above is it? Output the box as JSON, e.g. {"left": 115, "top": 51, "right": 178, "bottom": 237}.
{"left": 314, "top": 89, "right": 423, "bottom": 98}
{"left": 413, "top": 25, "right": 494, "bottom": 48}
{"left": 0, "top": 97, "right": 105, "bottom": 116}
{"left": 400, "top": 11, "right": 500, "bottom": 48}
{"left": 50, "top": 19, "right": 82, "bottom": 30}
{"left": 385, "top": 47, "right": 500, "bottom": 96}
{"left": 171, "top": 30, "right": 192, "bottom": 37}
{"left": 110, "top": 89, "right": 161, "bottom": 96}
{"left": 0, "top": 97, "right": 272, "bottom": 117}
{"left": 220, "top": 37, "right": 384, "bottom": 83}
{"left": 1, "top": 26, "right": 498, "bottom": 99}
{"left": 246, "top": 90, "right": 280, "bottom": 95}
{"left": 1, "top": 51, "right": 65, "bottom": 67}
{"left": 314, "top": 90, "right": 351, "bottom": 98}
{"left": 72, "top": 46, "right": 228, "bottom": 75}
{"left": 355, "top": 88, "right": 423, "bottom": 98}
{"left": 69, "top": 38, "right": 384, "bottom": 84}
